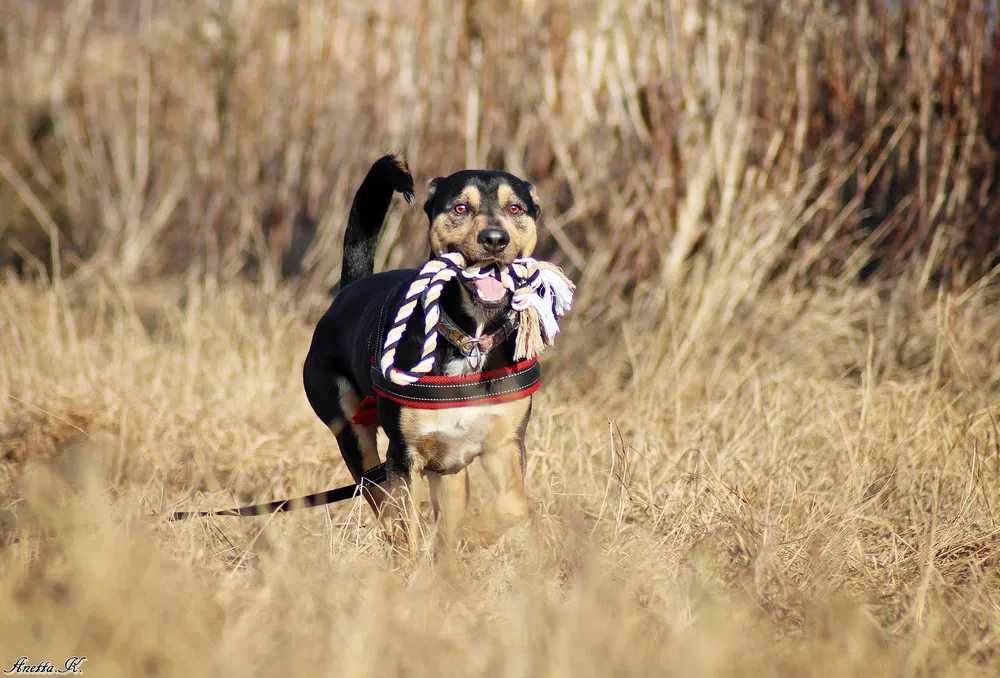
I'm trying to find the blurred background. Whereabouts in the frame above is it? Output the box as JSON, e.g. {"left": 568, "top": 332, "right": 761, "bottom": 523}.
{"left": 2, "top": 0, "right": 998, "bottom": 295}
{"left": 2, "top": 3, "right": 1000, "bottom": 676}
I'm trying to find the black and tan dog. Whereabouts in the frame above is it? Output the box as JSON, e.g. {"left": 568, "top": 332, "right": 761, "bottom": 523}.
{"left": 302, "top": 155, "right": 543, "bottom": 551}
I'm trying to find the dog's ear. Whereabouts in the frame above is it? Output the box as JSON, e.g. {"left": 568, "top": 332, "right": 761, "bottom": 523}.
{"left": 424, "top": 177, "right": 443, "bottom": 220}
{"left": 527, "top": 183, "right": 542, "bottom": 219}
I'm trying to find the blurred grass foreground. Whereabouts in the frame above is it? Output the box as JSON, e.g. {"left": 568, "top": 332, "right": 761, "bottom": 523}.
{"left": 1, "top": 2, "right": 999, "bottom": 677}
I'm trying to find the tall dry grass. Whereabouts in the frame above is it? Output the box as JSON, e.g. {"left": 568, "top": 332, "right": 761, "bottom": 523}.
{"left": 1, "top": 257, "right": 999, "bottom": 676}
{"left": 1, "top": 0, "right": 998, "bottom": 290}
{"left": 1, "top": 0, "right": 1000, "bottom": 676}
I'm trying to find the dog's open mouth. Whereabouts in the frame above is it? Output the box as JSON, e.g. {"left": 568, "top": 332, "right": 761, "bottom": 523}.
{"left": 463, "top": 275, "right": 509, "bottom": 307}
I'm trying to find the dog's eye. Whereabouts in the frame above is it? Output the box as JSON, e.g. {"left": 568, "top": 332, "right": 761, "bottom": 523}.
{"left": 452, "top": 203, "right": 469, "bottom": 216}
{"left": 507, "top": 204, "right": 524, "bottom": 216}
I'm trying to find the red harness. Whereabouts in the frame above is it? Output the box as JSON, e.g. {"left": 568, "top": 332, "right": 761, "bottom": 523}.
{"left": 351, "top": 358, "right": 541, "bottom": 425}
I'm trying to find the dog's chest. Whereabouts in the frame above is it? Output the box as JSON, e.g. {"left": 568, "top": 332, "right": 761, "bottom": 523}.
{"left": 401, "top": 399, "right": 528, "bottom": 474}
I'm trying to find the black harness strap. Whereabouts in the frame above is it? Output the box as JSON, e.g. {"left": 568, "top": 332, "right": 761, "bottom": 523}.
{"left": 370, "top": 359, "right": 540, "bottom": 408}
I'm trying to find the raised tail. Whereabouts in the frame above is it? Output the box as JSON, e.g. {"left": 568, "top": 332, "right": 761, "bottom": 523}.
{"left": 340, "top": 155, "right": 415, "bottom": 289}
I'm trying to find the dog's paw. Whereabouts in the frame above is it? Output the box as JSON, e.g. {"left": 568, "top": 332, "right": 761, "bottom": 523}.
{"left": 372, "top": 154, "right": 415, "bottom": 204}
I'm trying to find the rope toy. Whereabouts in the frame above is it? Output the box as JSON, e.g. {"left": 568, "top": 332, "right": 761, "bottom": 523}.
{"left": 379, "top": 252, "right": 575, "bottom": 385}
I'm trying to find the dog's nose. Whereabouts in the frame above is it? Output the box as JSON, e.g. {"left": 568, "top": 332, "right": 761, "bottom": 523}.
{"left": 477, "top": 228, "right": 510, "bottom": 252}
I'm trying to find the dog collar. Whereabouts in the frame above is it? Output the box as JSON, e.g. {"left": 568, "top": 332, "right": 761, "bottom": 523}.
{"left": 435, "top": 310, "right": 518, "bottom": 359}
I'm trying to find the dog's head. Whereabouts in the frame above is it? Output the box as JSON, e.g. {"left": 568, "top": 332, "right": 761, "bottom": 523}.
{"left": 424, "top": 170, "right": 540, "bottom": 307}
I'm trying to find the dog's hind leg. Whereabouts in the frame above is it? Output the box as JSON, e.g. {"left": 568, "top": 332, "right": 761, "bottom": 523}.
{"left": 332, "top": 378, "right": 381, "bottom": 471}
{"left": 329, "top": 378, "right": 385, "bottom": 514}
{"left": 303, "top": 362, "right": 384, "bottom": 513}
{"left": 332, "top": 425, "right": 383, "bottom": 513}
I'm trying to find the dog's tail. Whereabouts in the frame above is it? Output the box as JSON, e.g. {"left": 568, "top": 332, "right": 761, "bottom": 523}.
{"left": 168, "top": 464, "right": 387, "bottom": 521}
{"left": 340, "top": 155, "right": 415, "bottom": 289}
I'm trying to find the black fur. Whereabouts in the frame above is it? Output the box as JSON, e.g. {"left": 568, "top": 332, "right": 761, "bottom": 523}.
{"left": 340, "top": 155, "right": 414, "bottom": 289}
{"left": 424, "top": 169, "right": 540, "bottom": 220}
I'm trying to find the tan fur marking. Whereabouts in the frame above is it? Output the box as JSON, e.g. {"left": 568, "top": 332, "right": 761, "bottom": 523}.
{"left": 413, "top": 434, "right": 447, "bottom": 461}
{"left": 429, "top": 180, "right": 537, "bottom": 262}
{"left": 477, "top": 439, "right": 531, "bottom": 539}
{"left": 397, "top": 398, "right": 532, "bottom": 551}
{"left": 463, "top": 185, "right": 482, "bottom": 211}
{"left": 335, "top": 377, "right": 380, "bottom": 471}
{"left": 509, "top": 218, "right": 537, "bottom": 257}
{"left": 427, "top": 468, "right": 469, "bottom": 549}
{"left": 326, "top": 417, "right": 346, "bottom": 437}
{"left": 497, "top": 183, "right": 515, "bottom": 206}
{"left": 336, "top": 377, "right": 362, "bottom": 418}
{"left": 496, "top": 181, "right": 537, "bottom": 257}
{"left": 431, "top": 185, "right": 483, "bottom": 261}
{"left": 399, "top": 399, "right": 529, "bottom": 475}
{"left": 529, "top": 185, "right": 542, "bottom": 215}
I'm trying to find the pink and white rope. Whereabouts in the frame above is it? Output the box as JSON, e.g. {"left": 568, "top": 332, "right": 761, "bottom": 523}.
{"left": 379, "top": 253, "right": 574, "bottom": 385}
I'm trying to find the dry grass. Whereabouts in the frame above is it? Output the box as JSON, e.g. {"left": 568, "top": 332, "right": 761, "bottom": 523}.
{"left": 2, "top": 0, "right": 1000, "bottom": 676}
{"left": 1, "top": 269, "right": 999, "bottom": 677}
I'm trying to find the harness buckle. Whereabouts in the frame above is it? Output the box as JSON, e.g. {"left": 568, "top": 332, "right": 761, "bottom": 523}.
{"left": 458, "top": 337, "right": 481, "bottom": 356}
{"left": 464, "top": 345, "right": 485, "bottom": 370}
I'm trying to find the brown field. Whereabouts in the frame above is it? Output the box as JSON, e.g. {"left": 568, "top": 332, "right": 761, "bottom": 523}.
{"left": 2, "top": 1, "right": 999, "bottom": 677}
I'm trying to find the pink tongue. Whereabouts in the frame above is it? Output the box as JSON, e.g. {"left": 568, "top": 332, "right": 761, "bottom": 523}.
{"left": 472, "top": 276, "right": 507, "bottom": 302}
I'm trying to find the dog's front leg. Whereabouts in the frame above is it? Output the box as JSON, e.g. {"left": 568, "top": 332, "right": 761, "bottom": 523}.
{"left": 426, "top": 468, "right": 469, "bottom": 552}
{"left": 478, "top": 435, "right": 532, "bottom": 544}
{"left": 479, "top": 397, "right": 532, "bottom": 536}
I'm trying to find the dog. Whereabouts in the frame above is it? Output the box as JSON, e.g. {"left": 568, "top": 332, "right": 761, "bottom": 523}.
{"left": 302, "top": 155, "right": 544, "bottom": 553}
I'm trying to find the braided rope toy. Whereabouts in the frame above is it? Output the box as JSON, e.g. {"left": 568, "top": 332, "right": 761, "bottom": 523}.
{"left": 379, "top": 252, "right": 575, "bottom": 386}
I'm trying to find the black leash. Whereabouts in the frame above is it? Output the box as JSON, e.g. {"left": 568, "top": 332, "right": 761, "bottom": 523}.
{"left": 168, "top": 463, "right": 387, "bottom": 521}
